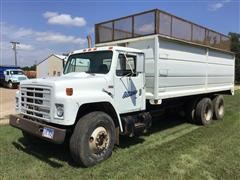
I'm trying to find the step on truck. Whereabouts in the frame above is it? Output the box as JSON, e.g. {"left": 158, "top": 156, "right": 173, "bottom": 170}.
{"left": 0, "top": 66, "right": 28, "bottom": 88}
{"left": 10, "top": 9, "right": 235, "bottom": 167}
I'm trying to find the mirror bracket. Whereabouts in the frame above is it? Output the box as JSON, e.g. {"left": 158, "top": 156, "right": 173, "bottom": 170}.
{"left": 136, "top": 53, "right": 145, "bottom": 73}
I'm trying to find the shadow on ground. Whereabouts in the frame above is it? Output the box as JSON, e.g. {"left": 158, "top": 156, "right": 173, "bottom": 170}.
{"left": 118, "top": 112, "right": 184, "bottom": 148}
{"left": 12, "top": 112, "right": 187, "bottom": 168}
{"left": 12, "top": 137, "right": 77, "bottom": 168}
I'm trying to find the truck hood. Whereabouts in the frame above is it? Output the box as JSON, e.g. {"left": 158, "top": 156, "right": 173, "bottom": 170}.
{"left": 11, "top": 74, "right": 28, "bottom": 81}
{"left": 20, "top": 72, "right": 108, "bottom": 93}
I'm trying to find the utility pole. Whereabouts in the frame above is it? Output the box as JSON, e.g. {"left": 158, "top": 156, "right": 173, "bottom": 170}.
{"left": 10, "top": 41, "right": 20, "bottom": 66}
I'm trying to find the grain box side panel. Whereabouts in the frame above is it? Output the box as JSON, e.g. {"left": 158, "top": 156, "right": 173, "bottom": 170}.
{"left": 157, "top": 38, "right": 207, "bottom": 98}
{"left": 207, "top": 49, "right": 234, "bottom": 88}
{"left": 128, "top": 38, "right": 156, "bottom": 98}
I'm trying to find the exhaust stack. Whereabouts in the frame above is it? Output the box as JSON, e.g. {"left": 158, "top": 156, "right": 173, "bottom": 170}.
{"left": 87, "top": 35, "right": 92, "bottom": 48}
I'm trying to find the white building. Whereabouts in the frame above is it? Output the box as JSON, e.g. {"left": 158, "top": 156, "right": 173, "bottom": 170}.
{"left": 36, "top": 54, "right": 67, "bottom": 78}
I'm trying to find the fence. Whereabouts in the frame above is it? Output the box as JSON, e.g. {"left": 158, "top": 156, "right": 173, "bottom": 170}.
{"left": 95, "top": 9, "right": 230, "bottom": 52}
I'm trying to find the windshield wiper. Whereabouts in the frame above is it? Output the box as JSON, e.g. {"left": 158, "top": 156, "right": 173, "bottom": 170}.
{"left": 85, "top": 71, "right": 96, "bottom": 75}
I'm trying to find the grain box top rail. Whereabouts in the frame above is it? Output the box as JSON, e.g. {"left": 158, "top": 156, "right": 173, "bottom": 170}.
{"left": 95, "top": 9, "right": 231, "bottom": 52}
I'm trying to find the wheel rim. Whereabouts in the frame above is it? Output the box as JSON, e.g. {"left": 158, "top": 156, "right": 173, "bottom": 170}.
{"left": 9, "top": 82, "right": 12, "bottom": 88}
{"left": 218, "top": 101, "right": 224, "bottom": 116}
{"left": 204, "top": 105, "right": 212, "bottom": 121}
{"left": 89, "top": 127, "right": 110, "bottom": 155}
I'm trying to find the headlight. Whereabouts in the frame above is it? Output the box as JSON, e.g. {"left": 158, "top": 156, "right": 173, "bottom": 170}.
{"left": 56, "top": 104, "right": 64, "bottom": 118}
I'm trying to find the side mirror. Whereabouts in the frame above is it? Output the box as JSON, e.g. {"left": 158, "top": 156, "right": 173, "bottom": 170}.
{"left": 3, "top": 71, "right": 6, "bottom": 75}
{"left": 136, "top": 53, "right": 145, "bottom": 73}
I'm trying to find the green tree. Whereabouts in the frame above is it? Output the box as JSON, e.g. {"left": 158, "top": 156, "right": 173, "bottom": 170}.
{"left": 229, "top": 32, "right": 240, "bottom": 84}
{"left": 21, "top": 64, "right": 36, "bottom": 71}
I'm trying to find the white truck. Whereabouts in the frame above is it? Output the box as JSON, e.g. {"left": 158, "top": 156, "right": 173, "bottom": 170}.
{"left": 0, "top": 66, "right": 28, "bottom": 88}
{"left": 10, "top": 9, "right": 235, "bottom": 167}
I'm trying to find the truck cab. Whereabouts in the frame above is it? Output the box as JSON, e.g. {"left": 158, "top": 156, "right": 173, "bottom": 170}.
{"left": 10, "top": 46, "right": 147, "bottom": 166}
{"left": 63, "top": 46, "right": 146, "bottom": 114}
{"left": 14, "top": 46, "right": 145, "bottom": 124}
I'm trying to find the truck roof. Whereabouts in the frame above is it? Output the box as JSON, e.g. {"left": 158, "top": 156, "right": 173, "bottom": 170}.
{"left": 5, "top": 69, "right": 22, "bottom": 71}
{"left": 71, "top": 46, "right": 142, "bottom": 55}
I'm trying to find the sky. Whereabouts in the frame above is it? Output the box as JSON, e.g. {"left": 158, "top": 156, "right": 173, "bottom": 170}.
{"left": 0, "top": 0, "right": 239, "bottom": 66}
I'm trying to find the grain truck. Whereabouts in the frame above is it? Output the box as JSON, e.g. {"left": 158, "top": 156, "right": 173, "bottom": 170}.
{"left": 10, "top": 9, "right": 235, "bottom": 167}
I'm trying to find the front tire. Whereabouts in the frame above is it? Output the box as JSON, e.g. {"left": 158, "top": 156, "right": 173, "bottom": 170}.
{"left": 70, "top": 111, "right": 116, "bottom": 167}
{"left": 7, "top": 81, "right": 13, "bottom": 89}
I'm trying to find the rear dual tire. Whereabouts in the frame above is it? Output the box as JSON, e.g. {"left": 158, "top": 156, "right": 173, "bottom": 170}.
{"left": 184, "top": 98, "right": 198, "bottom": 124}
{"left": 195, "top": 98, "right": 213, "bottom": 125}
{"left": 212, "top": 95, "right": 224, "bottom": 120}
{"left": 185, "top": 95, "right": 224, "bottom": 125}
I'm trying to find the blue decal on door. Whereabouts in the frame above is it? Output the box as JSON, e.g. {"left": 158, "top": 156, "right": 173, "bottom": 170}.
{"left": 122, "top": 90, "right": 138, "bottom": 99}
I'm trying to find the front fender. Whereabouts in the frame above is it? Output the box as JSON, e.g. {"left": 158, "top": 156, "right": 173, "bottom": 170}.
{"left": 54, "top": 91, "right": 123, "bottom": 131}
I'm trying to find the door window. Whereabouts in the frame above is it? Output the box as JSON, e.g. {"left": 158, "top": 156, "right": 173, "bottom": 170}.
{"left": 116, "top": 54, "right": 136, "bottom": 76}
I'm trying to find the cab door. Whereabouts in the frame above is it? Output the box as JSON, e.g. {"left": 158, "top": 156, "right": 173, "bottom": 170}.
{"left": 114, "top": 52, "right": 145, "bottom": 114}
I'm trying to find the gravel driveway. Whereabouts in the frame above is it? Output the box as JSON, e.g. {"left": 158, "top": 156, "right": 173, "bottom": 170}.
{"left": 0, "top": 87, "right": 17, "bottom": 123}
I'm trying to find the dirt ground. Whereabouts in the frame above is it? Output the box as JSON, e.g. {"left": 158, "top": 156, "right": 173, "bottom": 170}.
{"left": 0, "top": 87, "right": 17, "bottom": 123}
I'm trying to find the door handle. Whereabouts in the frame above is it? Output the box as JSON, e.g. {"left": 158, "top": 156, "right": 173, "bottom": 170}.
{"left": 139, "top": 89, "right": 142, "bottom": 96}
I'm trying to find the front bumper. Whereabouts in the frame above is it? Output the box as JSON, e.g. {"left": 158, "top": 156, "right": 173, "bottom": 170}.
{"left": 9, "top": 114, "right": 66, "bottom": 144}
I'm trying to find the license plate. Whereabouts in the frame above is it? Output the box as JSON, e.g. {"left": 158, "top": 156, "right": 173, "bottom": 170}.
{"left": 42, "top": 127, "right": 54, "bottom": 139}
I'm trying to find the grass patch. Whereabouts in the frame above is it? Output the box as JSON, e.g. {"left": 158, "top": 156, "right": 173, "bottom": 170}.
{"left": 0, "top": 91, "right": 240, "bottom": 179}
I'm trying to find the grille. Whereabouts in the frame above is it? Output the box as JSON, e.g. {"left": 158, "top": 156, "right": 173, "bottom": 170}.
{"left": 20, "top": 86, "right": 51, "bottom": 121}
{"left": 18, "top": 77, "right": 26, "bottom": 81}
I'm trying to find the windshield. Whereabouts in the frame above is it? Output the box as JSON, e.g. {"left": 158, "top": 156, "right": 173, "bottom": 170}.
{"left": 10, "top": 70, "right": 23, "bottom": 75}
{"left": 64, "top": 51, "right": 113, "bottom": 74}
